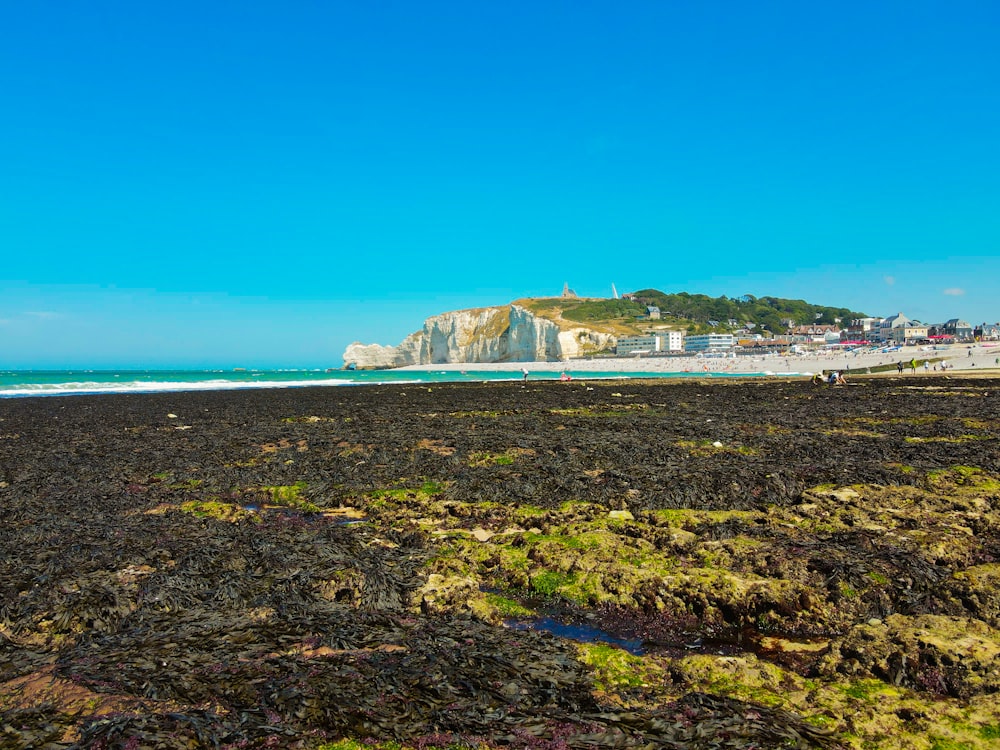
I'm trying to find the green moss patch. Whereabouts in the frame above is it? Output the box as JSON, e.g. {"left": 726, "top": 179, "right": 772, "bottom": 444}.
{"left": 180, "top": 500, "right": 257, "bottom": 523}
{"left": 260, "top": 482, "right": 321, "bottom": 512}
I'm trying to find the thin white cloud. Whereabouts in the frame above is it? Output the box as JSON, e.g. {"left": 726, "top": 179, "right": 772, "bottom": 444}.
{"left": 883, "top": 275, "right": 895, "bottom": 286}
{"left": 23, "top": 311, "right": 62, "bottom": 320}
{"left": 943, "top": 287, "right": 965, "bottom": 296}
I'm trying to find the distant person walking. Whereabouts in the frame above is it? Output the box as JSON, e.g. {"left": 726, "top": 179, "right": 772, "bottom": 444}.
{"left": 909, "top": 358, "right": 917, "bottom": 373}
{"left": 897, "top": 361, "right": 905, "bottom": 374}
{"left": 521, "top": 367, "right": 529, "bottom": 383}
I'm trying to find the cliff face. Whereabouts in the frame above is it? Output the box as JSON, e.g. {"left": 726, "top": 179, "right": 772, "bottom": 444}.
{"left": 343, "top": 305, "right": 615, "bottom": 369}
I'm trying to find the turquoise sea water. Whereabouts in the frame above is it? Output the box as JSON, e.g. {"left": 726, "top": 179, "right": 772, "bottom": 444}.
{"left": 0, "top": 368, "right": 766, "bottom": 398}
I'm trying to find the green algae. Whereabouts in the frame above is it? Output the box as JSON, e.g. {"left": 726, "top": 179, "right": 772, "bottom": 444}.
{"left": 905, "top": 435, "right": 990, "bottom": 444}
{"left": 675, "top": 439, "right": 760, "bottom": 456}
{"left": 529, "top": 569, "right": 577, "bottom": 596}
{"left": 651, "top": 507, "right": 761, "bottom": 529}
{"left": 180, "top": 500, "right": 258, "bottom": 523}
{"left": 260, "top": 482, "right": 321, "bottom": 512}
{"left": 484, "top": 593, "right": 533, "bottom": 617}
{"left": 576, "top": 642, "right": 664, "bottom": 694}
{"left": 550, "top": 403, "right": 653, "bottom": 417}
{"left": 368, "top": 479, "right": 446, "bottom": 508}
{"left": 467, "top": 450, "right": 516, "bottom": 466}
{"left": 343, "top": 462, "right": 1000, "bottom": 748}
{"left": 926, "top": 466, "right": 1000, "bottom": 493}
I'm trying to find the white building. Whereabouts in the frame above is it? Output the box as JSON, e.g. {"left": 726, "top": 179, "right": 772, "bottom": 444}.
{"left": 616, "top": 331, "right": 684, "bottom": 355}
{"left": 684, "top": 334, "right": 735, "bottom": 353}
{"left": 659, "top": 330, "right": 683, "bottom": 351}
{"left": 617, "top": 336, "right": 658, "bottom": 355}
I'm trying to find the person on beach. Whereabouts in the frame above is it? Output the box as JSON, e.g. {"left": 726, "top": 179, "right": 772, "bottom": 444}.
{"left": 910, "top": 358, "right": 917, "bottom": 373}
{"left": 521, "top": 367, "right": 529, "bottom": 382}
{"left": 897, "top": 361, "right": 905, "bottom": 374}
{"left": 812, "top": 372, "right": 825, "bottom": 386}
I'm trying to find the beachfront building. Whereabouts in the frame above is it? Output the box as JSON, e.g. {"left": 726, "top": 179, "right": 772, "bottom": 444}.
{"left": 887, "top": 321, "right": 930, "bottom": 346}
{"left": 616, "top": 331, "right": 683, "bottom": 355}
{"left": 842, "top": 317, "right": 882, "bottom": 343}
{"left": 788, "top": 324, "right": 842, "bottom": 349}
{"left": 659, "top": 330, "right": 683, "bottom": 351}
{"left": 941, "top": 319, "right": 974, "bottom": 340}
{"left": 875, "top": 312, "right": 914, "bottom": 343}
{"left": 788, "top": 324, "right": 839, "bottom": 338}
{"left": 684, "top": 334, "right": 735, "bottom": 354}
{"left": 616, "top": 336, "right": 659, "bottom": 355}
{"left": 975, "top": 323, "right": 1000, "bottom": 341}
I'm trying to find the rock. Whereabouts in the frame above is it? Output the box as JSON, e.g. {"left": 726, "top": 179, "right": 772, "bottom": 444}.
{"left": 823, "top": 614, "right": 1000, "bottom": 697}
{"left": 413, "top": 573, "right": 481, "bottom": 616}
{"left": 948, "top": 564, "right": 1000, "bottom": 628}
{"left": 343, "top": 304, "right": 616, "bottom": 368}
{"left": 828, "top": 487, "right": 862, "bottom": 503}
{"left": 608, "top": 510, "right": 635, "bottom": 521}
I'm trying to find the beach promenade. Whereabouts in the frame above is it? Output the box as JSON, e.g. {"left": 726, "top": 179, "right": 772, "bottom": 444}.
{"left": 399, "top": 343, "right": 1000, "bottom": 377}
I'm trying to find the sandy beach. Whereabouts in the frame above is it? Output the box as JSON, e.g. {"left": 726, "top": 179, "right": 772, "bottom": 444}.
{"left": 399, "top": 342, "right": 1000, "bottom": 377}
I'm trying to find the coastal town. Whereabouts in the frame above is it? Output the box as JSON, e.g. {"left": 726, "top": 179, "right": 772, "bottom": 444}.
{"left": 352, "top": 291, "right": 1000, "bottom": 374}
{"left": 615, "top": 308, "right": 1000, "bottom": 357}
{"left": 395, "top": 301, "right": 1000, "bottom": 378}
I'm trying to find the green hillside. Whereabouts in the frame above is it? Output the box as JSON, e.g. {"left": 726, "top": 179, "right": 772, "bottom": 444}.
{"left": 517, "top": 291, "right": 867, "bottom": 337}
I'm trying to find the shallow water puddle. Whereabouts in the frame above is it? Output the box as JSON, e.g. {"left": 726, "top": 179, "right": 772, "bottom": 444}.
{"left": 505, "top": 616, "right": 645, "bottom": 654}
{"left": 504, "top": 612, "right": 781, "bottom": 660}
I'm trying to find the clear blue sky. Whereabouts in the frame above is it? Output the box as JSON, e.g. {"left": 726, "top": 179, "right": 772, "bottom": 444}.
{"left": 2, "top": 1, "right": 998, "bottom": 368}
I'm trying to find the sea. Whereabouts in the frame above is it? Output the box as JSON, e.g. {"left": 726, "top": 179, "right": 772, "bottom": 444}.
{"left": 0, "top": 367, "right": 763, "bottom": 398}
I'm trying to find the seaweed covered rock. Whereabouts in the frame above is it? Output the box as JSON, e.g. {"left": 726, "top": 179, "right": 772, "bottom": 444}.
{"left": 821, "top": 614, "right": 1000, "bottom": 698}
{"left": 948, "top": 564, "right": 1000, "bottom": 628}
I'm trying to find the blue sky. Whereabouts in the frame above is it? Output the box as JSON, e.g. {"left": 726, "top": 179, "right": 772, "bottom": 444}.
{"left": 2, "top": 1, "right": 998, "bottom": 368}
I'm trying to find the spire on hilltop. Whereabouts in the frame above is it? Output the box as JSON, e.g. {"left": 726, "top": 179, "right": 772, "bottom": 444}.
{"left": 561, "top": 282, "right": 577, "bottom": 298}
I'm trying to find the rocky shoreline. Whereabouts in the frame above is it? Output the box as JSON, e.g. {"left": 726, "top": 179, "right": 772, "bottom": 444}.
{"left": 2, "top": 376, "right": 999, "bottom": 748}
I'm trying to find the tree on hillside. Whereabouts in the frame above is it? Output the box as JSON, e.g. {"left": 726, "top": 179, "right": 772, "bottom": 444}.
{"left": 629, "top": 289, "right": 866, "bottom": 332}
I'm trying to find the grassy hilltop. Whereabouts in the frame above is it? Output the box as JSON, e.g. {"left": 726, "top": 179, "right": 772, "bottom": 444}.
{"left": 517, "top": 291, "right": 868, "bottom": 337}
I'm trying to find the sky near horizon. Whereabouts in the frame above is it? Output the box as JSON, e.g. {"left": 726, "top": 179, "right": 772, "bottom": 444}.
{"left": 2, "top": 2, "right": 998, "bottom": 368}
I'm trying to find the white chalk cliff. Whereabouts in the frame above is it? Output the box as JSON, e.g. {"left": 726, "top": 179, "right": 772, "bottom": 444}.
{"left": 343, "top": 305, "right": 616, "bottom": 369}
